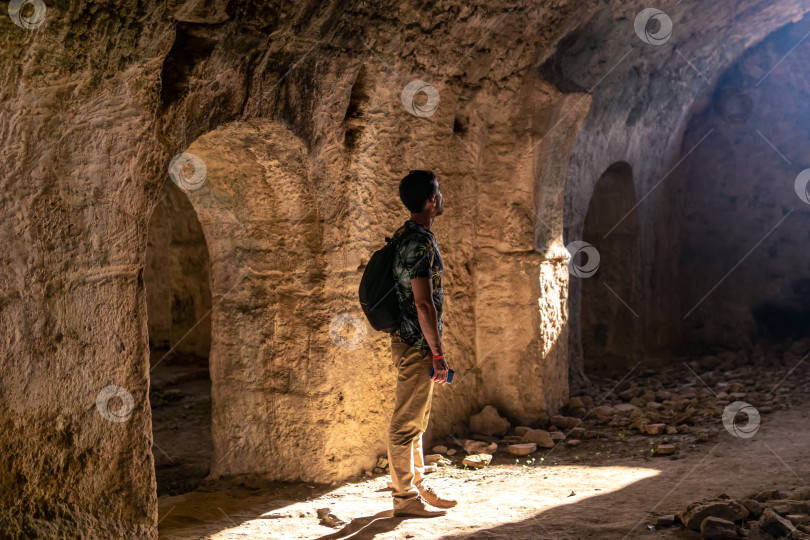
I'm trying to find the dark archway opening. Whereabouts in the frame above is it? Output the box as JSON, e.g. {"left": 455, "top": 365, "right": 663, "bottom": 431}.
{"left": 676, "top": 14, "right": 810, "bottom": 354}
{"left": 581, "top": 161, "right": 641, "bottom": 374}
{"left": 145, "top": 180, "right": 213, "bottom": 496}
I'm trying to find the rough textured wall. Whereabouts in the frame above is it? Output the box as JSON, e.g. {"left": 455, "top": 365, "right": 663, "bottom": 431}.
{"left": 145, "top": 180, "right": 211, "bottom": 358}
{"left": 676, "top": 16, "right": 810, "bottom": 350}
{"left": 557, "top": 0, "right": 810, "bottom": 388}
{"left": 4, "top": 0, "right": 810, "bottom": 537}
{"left": 0, "top": 1, "right": 589, "bottom": 537}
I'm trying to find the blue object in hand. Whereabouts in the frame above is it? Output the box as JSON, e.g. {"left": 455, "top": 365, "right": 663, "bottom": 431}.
{"left": 430, "top": 366, "right": 454, "bottom": 383}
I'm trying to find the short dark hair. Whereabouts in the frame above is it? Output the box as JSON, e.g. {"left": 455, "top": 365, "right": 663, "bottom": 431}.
{"left": 399, "top": 170, "right": 437, "bottom": 213}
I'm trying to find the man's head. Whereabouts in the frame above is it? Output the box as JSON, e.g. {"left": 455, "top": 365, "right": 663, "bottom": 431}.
{"left": 399, "top": 170, "right": 444, "bottom": 216}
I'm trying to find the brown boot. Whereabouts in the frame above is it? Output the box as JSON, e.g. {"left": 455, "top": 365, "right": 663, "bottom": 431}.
{"left": 393, "top": 495, "right": 447, "bottom": 517}
{"left": 418, "top": 484, "right": 458, "bottom": 509}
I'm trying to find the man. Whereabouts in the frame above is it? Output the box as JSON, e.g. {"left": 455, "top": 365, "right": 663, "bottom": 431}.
{"left": 387, "top": 170, "right": 457, "bottom": 517}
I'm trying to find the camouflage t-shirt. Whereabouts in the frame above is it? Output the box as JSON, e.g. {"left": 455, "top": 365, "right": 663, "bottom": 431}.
{"left": 391, "top": 219, "right": 444, "bottom": 352}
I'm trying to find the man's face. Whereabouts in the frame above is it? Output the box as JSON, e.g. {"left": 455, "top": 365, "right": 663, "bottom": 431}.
{"left": 431, "top": 179, "right": 444, "bottom": 215}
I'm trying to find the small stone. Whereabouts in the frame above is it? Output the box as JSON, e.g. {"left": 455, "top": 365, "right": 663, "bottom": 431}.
{"left": 679, "top": 500, "right": 749, "bottom": 531}
{"left": 462, "top": 453, "right": 492, "bottom": 468}
{"left": 656, "top": 514, "right": 676, "bottom": 527}
{"left": 786, "top": 514, "right": 810, "bottom": 525}
{"left": 317, "top": 508, "right": 346, "bottom": 528}
{"left": 753, "top": 489, "right": 783, "bottom": 502}
{"left": 363, "top": 469, "right": 373, "bottom": 477}
{"left": 645, "top": 423, "right": 666, "bottom": 435}
{"left": 464, "top": 440, "right": 497, "bottom": 454}
{"left": 571, "top": 407, "right": 588, "bottom": 418}
{"left": 760, "top": 507, "right": 796, "bottom": 537}
{"left": 376, "top": 457, "right": 388, "bottom": 468}
{"left": 614, "top": 403, "right": 638, "bottom": 414}
{"left": 514, "top": 426, "right": 533, "bottom": 437}
{"left": 741, "top": 498, "right": 766, "bottom": 519}
{"left": 566, "top": 439, "right": 581, "bottom": 446}
{"left": 569, "top": 396, "right": 585, "bottom": 409}
{"left": 447, "top": 448, "right": 457, "bottom": 456}
{"left": 550, "top": 415, "right": 581, "bottom": 429}
{"left": 522, "top": 429, "right": 554, "bottom": 448}
{"left": 655, "top": 443, "right": 676, "bottom": 456}
{"left": 591, "top": 405, "right": 617, "bottom": 418}
{"left": 425, "top": 454, "right": 448, "bottom": 465}
{"left": 423, "top": 465, "right": 438, "bottom": 474}
{"left": 506, "top": 443, "right": 537, "bottom": 456}
{"left": 469, "top": 405, "right": 511, "bottom": 436}
{"left": 501, "top": 435, "right": 524, "bottom": 443}
{"left": 629, "top": 396, "right": 644, "bottom": 407}
{"left": 700, "top": 516, "right": 738, "bottom": 540}
{"left": 666, "top": 426, "right": 678, "bottom": 435}
{"left": 787, "top": 501, "right": 810, "bottom": 514}
{"left": 569, "top": 427, "right": 586, "bottom": 438}
{"left": 550, "top": 431, "right": 566, "bottom": 442}
{"left": 432, "top": 445, "right": 448, "bottom": 454}
{"left": 372, "top": 467, "right": 384, "bottom": 474}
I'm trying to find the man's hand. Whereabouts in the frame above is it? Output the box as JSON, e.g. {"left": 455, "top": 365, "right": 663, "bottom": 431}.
{"left": 431, "top": 355, "right": 450, "bottom": 384}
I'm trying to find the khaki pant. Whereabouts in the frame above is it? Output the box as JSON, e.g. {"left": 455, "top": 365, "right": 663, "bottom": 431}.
{"left": 387, "top": 335, "right": 435, "bottom": 504}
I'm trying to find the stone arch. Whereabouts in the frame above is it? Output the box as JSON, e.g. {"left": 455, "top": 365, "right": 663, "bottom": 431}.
{"left": 579, "top": 161, "right": 641, "bottom": 373}
{"left": 159, "top": 118, "right": 331, "bottom": 482}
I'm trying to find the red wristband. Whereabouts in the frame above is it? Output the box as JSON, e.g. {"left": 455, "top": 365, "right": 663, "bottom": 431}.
{"left": 433, "top": 354, "right": 444, "bottom": 359}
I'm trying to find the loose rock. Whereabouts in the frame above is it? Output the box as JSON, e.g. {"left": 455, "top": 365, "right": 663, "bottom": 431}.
{"left": 464, "top": 440, "right": 498, "bottom": 455}
{"left": 469, "top": 405, "right": 511, "bottom": 436}
{"left": 462, "top": 453, "right": 493, "bottom": 468}
{"left": 506, "top": 443, "right": 537, "bottom": 456}
{"left": 680, "top": 500, "right": 749, "bottom": 531}
{"left": 759, "top": 507, "right": 796, "bottom": 537}
{"left": 645, "top": 423, "right": 666, "bottom": 435}
{"left": 655, "top": 444, "right": 676, "bottom": 456}
{"left": 317, "top": 508, "right": 346, "bottom": 528}
{"left": 522, "top": 429, "right": 554, "bottom": 448}
{"left": 700, "top": 516, "right": 738, "bottom": 539}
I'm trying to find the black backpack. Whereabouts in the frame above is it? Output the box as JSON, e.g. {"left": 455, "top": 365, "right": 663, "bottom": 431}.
{"left": 358, "top": 234, "right": 403, "bottom": 333}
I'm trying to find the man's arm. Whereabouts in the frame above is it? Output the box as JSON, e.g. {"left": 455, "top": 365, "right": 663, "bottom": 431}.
{"left": 411, "top": 276, "right": 449, "bottom": 383}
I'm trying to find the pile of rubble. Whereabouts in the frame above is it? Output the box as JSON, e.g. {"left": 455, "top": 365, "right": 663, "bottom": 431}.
{"left": 655, "top": 489, "right": 810, "bottom": 539}
{"left": 446, "top": 342, "right": 808, "bottom": 468}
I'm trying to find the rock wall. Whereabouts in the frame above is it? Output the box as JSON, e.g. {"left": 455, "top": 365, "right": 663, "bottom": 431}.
{"left": 0, "top": 1, "right": 586, "bottom": 536}
{"left": 675, "top": 16, "right": 810, "bottom": 350}
{"left": 559, "top": 0, "right": 810, "bottom": 387}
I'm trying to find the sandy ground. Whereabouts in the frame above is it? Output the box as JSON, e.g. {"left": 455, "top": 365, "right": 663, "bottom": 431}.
{"left": 156, "top": 402, "right": 810, "bottom": 539}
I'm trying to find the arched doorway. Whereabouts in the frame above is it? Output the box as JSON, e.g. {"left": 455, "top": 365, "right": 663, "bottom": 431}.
{"left": 580, "top": 161, "right": 641, "bottom": 373}
{"left": 145, "top": 180, "right": 213, "bottom": 496}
